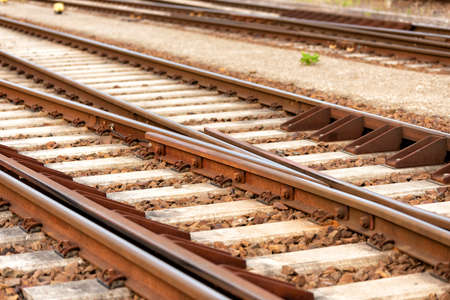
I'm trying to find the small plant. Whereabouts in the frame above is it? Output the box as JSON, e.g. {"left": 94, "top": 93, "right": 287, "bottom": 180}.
{"left": 300, "top": 52, "right": 320, "bottom": 65}
{"left": 341, "top": 0, "right": 353, "bottom": 7}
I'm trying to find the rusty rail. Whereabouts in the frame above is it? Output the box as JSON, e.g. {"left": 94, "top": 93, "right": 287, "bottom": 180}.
{"left": 0, "top": 17, "right": 448, "bottom": 220}
{"left": 203, "top": 127, "right": 450, "bottom": 226}
{"left": 85, "top": 0, "right": 450, "bottom": 42}
{"left": 1, "top": 79, "right": 448, "bottom": 231}
{"left": 0, "top": 79, "right": 448, "bottom": 272}
{"left": 169, "top": 0, "right": 450, "bottom": 35}
{"left": 55, "top": 0, "right": 450, "bottom": 40}
{"left": 0, "top": 49, "right": 254, "bottom": 155}
{"left": 1, "top": 16, "right": 449, "bottom": 137}
{"left": 2, "top": 17, "right": 448, "bottom": 190}
{"left": 0, "top": 141, "right": 312, "bottom": 299}
{"left": 0, "top": 16, "right": 448, "bottom": 148}
{"left": 0, "top": 79, "right": 324, "bottom": 185}
{"left": 33, "top": 0, "right": 450, "bottom": 63}
{"left": 144, "top": 130, "right": 450, "bottom": 268}
{"left": 0, "top": 157, "right": 231, "bottom": 300}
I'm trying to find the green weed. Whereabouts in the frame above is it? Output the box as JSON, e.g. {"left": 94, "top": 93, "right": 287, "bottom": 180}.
{"left": 300, "top": 52, "right": 320, "bottom": 65}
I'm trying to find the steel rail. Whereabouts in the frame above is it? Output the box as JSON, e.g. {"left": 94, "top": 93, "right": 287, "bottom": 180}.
{"left": 144, "top": 130, "right": 450, "bottom": 267}
{"left": 412, "top": 23, "right": 450, "bottom": 36}
{"left": 171, "top": 0, "right": 450, "bottom": 35}
{"left": 0, "top": 80, "right": 448, "bottom": 288}
{"left": 0, "top": 49, "right": 331, "bottom": 185}
{"left": 326, "top": 22, "right": 450, "bottom": 40}
{"left": 0, "top": 158, "right": 231, "bottom": 300}
{"left": 80, "top": 0, "right": 450, "bottom": 42}
{"left": 0, "top": 151, "right": 306, "bottom": 300}
{"left": 0, "top": 16, "right": 448, "bottom": 148}
{"left": 0, "top": 18, "right": 448, "bottom": 210}
{"left": 201, "top": 128, "right": 450, "bottom": 227}
{"left": 146, "top": 126, "right": 450, "bottom": 231}
{"left": 0, "top": 79, "right": 325, "bottom": 185}
{"left": 2, "top": 79, "right": 448, "bottom": 231}
{"left": 1, "top": 78, "right": 448, "bottom": 250}
{"left": 35, "top": 0, "right": 450, "bottom": 62}
{"left": 0, "top": 49, "right": 256, "bottom": 155}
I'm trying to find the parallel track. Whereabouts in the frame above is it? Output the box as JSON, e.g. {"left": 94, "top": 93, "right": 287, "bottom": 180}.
{"left": 0, "top": 17, "right": 448, "bottom": 299}
{"left": 156, "top": 0, "right": 450, "bottom": 35}
{"left": 30, "top": 0, "right": 450, "bottom": 72}
{"left": 0, "top": 82, "right": 316, "bottom": 300}
{"left": 0, "top": 17, "right": 448, "bottom": 220}
{"left": 0, "top": 151, "right": 231, "bottom": 299}
{"left": 0, "top": 79, "right": 448, "bottom": 299}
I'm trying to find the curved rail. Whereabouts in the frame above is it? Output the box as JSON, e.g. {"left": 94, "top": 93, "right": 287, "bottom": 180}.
{"left": 0, "top": 16, "right": 448, "bottom": 229}
{"left": 0, "top": 80, "right": 448, "bottom": 271}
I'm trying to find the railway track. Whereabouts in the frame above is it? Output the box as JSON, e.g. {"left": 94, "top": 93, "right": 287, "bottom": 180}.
{"left": 0, "top": 78, "right": 448, "bottom": 299}
{"left": 0, "top": 16, "right": 448, "bottom": 214}
{"left": 157, "top": 0, "right": 450, "bottom": 33}
{"left": 0, "top": 147, "right": 235, "bottom": 299}
{"left": 0, "top": 16, "right": 448, "bottom": 298}
{"left": 28, "top": 0, "right": 450, "bottom": 73}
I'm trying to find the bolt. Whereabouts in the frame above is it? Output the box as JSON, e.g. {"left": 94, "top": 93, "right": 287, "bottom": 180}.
{"left": 191, "top": 159, "right": 199, "bottom": 168}
{"left": 282, "top": 190, "right": 290, "bottom": 200}
{"left": 155, "top": 147, "right": 162, "bottom": 155}
{"left": 335, "top": 207, "right": 346, "bottom": 219}
{"left": 233, "top": 172, "right": 242, "bottom": 183}
{"left": 360, "top": 216, "right": 371, "bottom": 229}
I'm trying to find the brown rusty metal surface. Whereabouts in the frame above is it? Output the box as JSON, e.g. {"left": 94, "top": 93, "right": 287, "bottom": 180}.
{"left": 204, "top": 127, "right": 325, "bottom": 186}
{"left": 121, "top": 213, "right": 190, "bottom": 240}
{"left": 0, "top": 51, "right": 256, "bottom": 156}
{"left": 433, "top": 262, "right": 450, "bottom": 282}
{"left": 281, "top": 107, "right": 331, "bottom": 132}
{"left": 432, "top": 163, "right": 450, "bottom": 184}
{"left": 0, "top": 50, "right": 164, "bottom": 128}
{"left": 281, "top": 108, "right": 449, "bottom": 151}
{"left": 58, "top": 0, "right": 417, "bottom": 35}
{"left": 1, "top": 78, "right": 448, "bottom": 231}
{"left": 178, "top": 0, "right": 408, "bottom": 28}
{"left": 162, "top": 234, "right": 247, "bottom": 269}
{"left": 145, "top": 131, "right": 450, "bottom": 267}
{"left": 56, "top": 240, "right": 80, "bottom": 258}
{"left": 345, "top": 125, "right": 403, "bottom": 154}
{"left": 98, "top": 269, "right": 127, "bottom": 289}
{"left": 0, "top": 17, "right": 449, "bottom": 151}
{"left": 20, "top": 217, "right": 43, "bottom": 233}
{"left": 0, "top": 27, "right": 448, "bottom": 286}
{"left": 0, "top": 81, "right": 317, "bottom": 298}
{"left": 176, "top": 0, "right": 450, "bottom": 36}
{"left": 38, "top": 0, "right": 450, "bottom": 47}
{"left": 0, "top": 144, "right": 298, "bottom": 299}
{"left": 386, "top": 136, "right": 447, "bottom": 168}
{"left": 0, "top": 79, "right": 324, "bottom": 186}
{"left": 0, "top": 163, "right": 227, "bottom": 300}
{"left": 0, "top": 154, "right": 299, "bottom": 300}
{"left": 202, "top": 126, "right": 449, "bottom": 230}
{"left": 309, "top": 115, "right": 364, "bottom": 142}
